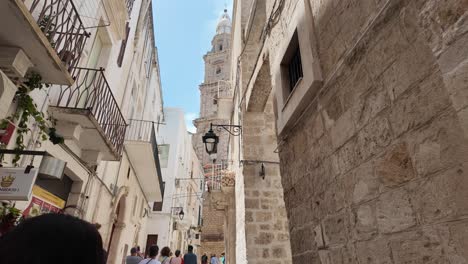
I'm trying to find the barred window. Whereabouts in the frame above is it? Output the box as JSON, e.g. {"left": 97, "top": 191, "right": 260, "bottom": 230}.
{"left": 153, "top": 202, "right": 163, "bottom": 211}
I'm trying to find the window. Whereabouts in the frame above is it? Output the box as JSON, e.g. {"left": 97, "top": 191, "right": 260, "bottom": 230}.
{"left": 287, "top": 34, "right": 303, "bottom": 93}
{"left": 216, "top": 67, "right": 222, "bottom": 75}
{"left": 132, "top": 196, "right": 138, "bottom": 216}
{"left": 281, "top": 31, "right": 303, "bottom": 97}
{"left": 273, "top": 0, "right": 322, "bottom": 136}
{"left": 117, "top": 23, "right": 130, "bottom": 67}
{"left": 219, "top": 44, "right": 223, "bottom": 51}
{"left": 140, "top": 199, "right": 145, "bottom": 217}
{"left": 158, "top": 145, "right": 170, "bottom": 168}
{"left": 126, "top": 167, "right": 131, "bottom": 179}
{"left": 153, "top": 201, "right": 163, "bottom": 211}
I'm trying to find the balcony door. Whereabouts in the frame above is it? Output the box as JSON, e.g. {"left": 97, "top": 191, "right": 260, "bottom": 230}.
{"left": 145, "top": 235, "right": 158, "bottom": 257}
{"left": 78, "top": 28, "right": 110, "bottom": 109}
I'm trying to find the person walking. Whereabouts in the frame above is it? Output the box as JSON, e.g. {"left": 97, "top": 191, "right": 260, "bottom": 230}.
{"left": 183, "top": 245, "right": 197, "bottom": 264}
{"left": 159, "top": 247, "right": 171, "bottom": 264}
{"left": 201, "top": 253, "right": 208, "bottom": 264}
{"left": 220, "top": 253, "right": 225, "bottom": 264}
{"left": 211, "top": 254, "right": 219, "bottom": 264}
{"left": 127, "top": 247, "right": 143, "bottom": 264}
{"left": 0, "top": 213, "right": 105, "bottom": 264}
{"left": 170, "top": 250, "right": 183, "bottom": 264}
{"left": 138, "top": 245, "right": 161, "bottom": 264}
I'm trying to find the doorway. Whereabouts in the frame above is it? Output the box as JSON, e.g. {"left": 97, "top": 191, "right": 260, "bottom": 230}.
{"left": 145, "top": 235, "right": 158, "bottom": 257}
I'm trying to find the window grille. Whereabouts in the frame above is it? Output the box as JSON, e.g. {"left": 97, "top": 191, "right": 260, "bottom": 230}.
{"left": 287, "top": 46, "right": 303, "bottom": 92}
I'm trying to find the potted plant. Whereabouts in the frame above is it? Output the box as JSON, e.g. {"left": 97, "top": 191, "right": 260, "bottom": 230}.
{"left": 0, "top": 202, "right": 22, "bottom": 236}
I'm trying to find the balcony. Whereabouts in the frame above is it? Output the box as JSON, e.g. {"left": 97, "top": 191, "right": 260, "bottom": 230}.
{"left": 0, "top": 0, "right": 89, "bottom": 85}
{"left": 48, "top": 68, "right": 126, "bottom": 164}
{"left": 125, "top": 119, "right": 164, "bottom": 201}
{"left": 204, "top": 162, "right": 235, "bottom": 191}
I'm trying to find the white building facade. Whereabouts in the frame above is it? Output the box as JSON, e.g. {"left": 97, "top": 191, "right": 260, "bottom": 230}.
{"left": 146, "top": 108, "right": 203, "bottom": 255}
{"left": 0, "top": 0, "right": 164, "bottom": 263}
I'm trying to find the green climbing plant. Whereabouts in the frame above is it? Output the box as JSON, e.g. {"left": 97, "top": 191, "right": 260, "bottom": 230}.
{"left": 0, "top": 73, "right": 64, "bottom": 166}
{"left": 38, "top": 15, "right": 56, "bottom": 48}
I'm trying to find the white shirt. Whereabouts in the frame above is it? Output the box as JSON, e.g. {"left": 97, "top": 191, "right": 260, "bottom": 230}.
{"left": 138, "top": 259, "right": 161, "bottom": 264}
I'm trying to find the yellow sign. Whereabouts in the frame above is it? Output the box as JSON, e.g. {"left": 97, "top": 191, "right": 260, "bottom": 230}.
{"left": 32, "top": 185, "right": 66, "bottom": 208}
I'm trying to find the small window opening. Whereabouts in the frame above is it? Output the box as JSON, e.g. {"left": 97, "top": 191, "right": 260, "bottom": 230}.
{"left": 216, "top": 67, "right": 222, "bottom": 74}
{"left": 281, "top": 30, "right": 303, "bottom": 97}
{"left": 219, "top": 44, "right": 223, "bottom": 51}
{"left": 288, "top": 46, "right": 303, "bottom": 92}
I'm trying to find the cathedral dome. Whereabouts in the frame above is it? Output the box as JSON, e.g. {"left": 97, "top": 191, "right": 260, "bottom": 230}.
{"left": 216, "top": 9, "right": 231, "bottom": 34}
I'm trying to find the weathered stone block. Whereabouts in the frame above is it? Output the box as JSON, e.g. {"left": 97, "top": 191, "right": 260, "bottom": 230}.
{"left": 323, "top": 212, "right": 349, "bottom": 246}
{"left": 390, "top": 229, "right": 448, "bottom": 263}
{"left": 443, "top": 59, "right": 468, "bottom": 111}
{"left": 376, "top": 142, "right": 415, "bottom": 188}
{"left": 351, "top": 84, "right": 390, "bottom": 131}
{"left": 409, "top": 166, "right": 468, "bottom": 224}
{"left": 356, "top": 237, "right": 393, "bottom": 264}
{"left": 356, "top": 114, "right": 393, "bottom": 161}
{"left": 352, "top": 202, "right": 377, "bottom": 241}
{"left": 331, "top": 110, "right": 356, "bottom": 150}
{"left": 256, "top": 212, "right": 273, "bottom": 223}
{"left": 352, "top": 160, "right": 379, "bottom": 204}
{"left": 376, "top": 188, "right": 416, "bottom": 233}
{"left": 388, "top": 73, "right": 451, "bottom": 137}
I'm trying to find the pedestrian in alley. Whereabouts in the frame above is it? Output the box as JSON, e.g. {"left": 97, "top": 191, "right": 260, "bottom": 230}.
{"left": 201, "top": 253, "right": 208, "bottom": 264}
{"left": 183, "top": 245, "right": 197, "bottom": 264}
{"left": 211, "top": 254, "right": 219, "bottom": 264}
{"left": 138, "top": 245, "right": 161, "bottom": 264}
{"left": 159, "top": 246, "right": 171, "bottom": 264}
{"left": 170, "top": 250, "right": 183, "bottom": 264}
{"left": 137, "top": 246, "right": 145, "bottom": 258}
{"left": 220, "top": 253, "right": 225, "bottom": 264}
{"left": 0, "top": 213, "right": 105, "bottom": 264}
{"left": 127, "top": 247, "right": 143, "bottom": 264}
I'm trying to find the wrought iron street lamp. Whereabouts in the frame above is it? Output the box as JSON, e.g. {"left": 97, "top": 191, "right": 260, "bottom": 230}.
{"left": 202, "top": 123, "right": 242, "bottom": 156}
{"left": 202, "top": 126, "right": 219, "bottom": 155}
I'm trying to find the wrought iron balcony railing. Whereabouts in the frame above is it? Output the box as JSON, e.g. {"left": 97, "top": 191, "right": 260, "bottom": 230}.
{"left": 50, "top": 67, "right": 127, "bottom": 154}
{"left": 126, "top": 119, "right": 154, "bottom": 142}
{"left": 28, "top": 0, "right": 89, "bottom": 73}
{"left": 204, "top": 161, "right": 235, "bottom": 191}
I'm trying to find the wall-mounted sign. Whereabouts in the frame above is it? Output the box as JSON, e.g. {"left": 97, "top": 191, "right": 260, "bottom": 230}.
{"left": 22, "top": 185, "right": 65, "bottom": 218}
{"left": 0, "top": 167, "right": 39, "bottom": 200}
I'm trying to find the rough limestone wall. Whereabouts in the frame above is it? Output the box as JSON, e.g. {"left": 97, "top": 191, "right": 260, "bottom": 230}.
{"left": 241, "top": 95, "right": 293, "bottom": 264}
{"left": 269, "top": 0, "right": 468, "bottom": 263}
{"left": 200, "top": 196, "right": 226, "bottom": 257}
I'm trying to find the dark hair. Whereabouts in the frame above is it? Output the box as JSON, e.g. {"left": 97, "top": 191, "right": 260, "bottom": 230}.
{"left": 131, "top": 247, "right": 138, "bottom": 254}
{"left": 188, "top": 245, "right": 193, "bottom": 252}
{"left": 149, "top": 245, "right": 159, "bottom": 258}
{"left": 175, "top": 250, "right": 181, "bottom": 257}
{"left": 0, "top": 213, "right": 104, "bottom": 264}
{"left": 161, "top": 246, "right": 171, "bottom": 257}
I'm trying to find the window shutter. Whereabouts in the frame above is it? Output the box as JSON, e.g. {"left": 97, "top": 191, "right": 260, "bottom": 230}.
{"left": 117, "top": 23, "right": 130, "bottom": 67}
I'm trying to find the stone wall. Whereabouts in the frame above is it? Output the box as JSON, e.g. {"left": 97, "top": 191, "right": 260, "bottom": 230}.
{"left": 200, "top": 194, "right": 226, "bottom": 257}
{"left": 240, "top": 95, "right": 293, "bottom": 264}
{"left": 267, "top": 0, "right": 468, "bottom": 263}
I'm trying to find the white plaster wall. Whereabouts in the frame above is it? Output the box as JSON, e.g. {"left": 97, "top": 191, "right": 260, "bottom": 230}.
{"left": 146, "top": 108, "right": 203, "bottom": 250}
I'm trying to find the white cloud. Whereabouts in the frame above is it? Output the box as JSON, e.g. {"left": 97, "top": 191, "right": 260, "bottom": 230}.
{"left": 185, "top": 112, "right": 199, "bottom": 133}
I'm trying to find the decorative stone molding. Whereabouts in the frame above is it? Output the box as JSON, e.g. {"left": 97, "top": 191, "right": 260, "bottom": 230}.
{"left": 0, "top": 47, "right": 33, "bottom": 80}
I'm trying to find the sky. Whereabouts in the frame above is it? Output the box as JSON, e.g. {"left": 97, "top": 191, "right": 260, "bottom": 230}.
{"left": 153, "top": 0, "right": 233, "bottom": 133}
